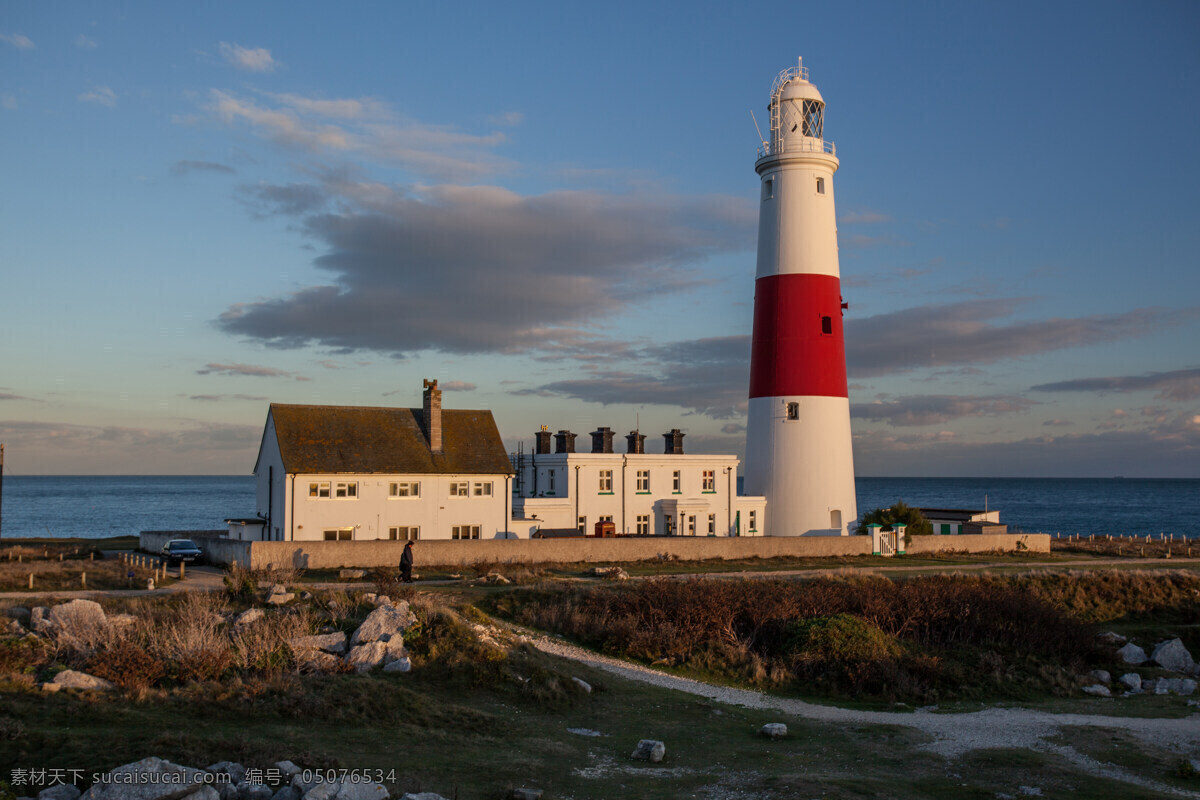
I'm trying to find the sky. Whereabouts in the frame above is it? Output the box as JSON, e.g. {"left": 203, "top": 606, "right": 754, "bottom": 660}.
{"left": 1, "top": 0, "right": 1198, "bottom": 477}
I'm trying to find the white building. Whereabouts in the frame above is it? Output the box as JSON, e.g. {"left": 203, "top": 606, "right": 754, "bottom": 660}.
{"left": 248, "top": 380, "right": 514, "bottom": 542}
{"left": 918, "top": 508, "right": 1005, "bottom": 536}
{"left": 511, "top": 427, "right": 767, "bottom": 538}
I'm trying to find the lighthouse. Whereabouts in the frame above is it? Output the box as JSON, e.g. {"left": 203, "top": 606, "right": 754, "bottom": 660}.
{"left": 743, "top": 59, "right": 857, "bottom": 536}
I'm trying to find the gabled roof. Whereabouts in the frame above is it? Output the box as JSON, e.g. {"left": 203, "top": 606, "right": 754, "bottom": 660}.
{"left": 266, "top": 403, "right": 512, "bottom": 476}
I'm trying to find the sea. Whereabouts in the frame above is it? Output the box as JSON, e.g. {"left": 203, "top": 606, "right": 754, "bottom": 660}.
{"left": 0, "top": 475, "right": 1196, "bottom": 541}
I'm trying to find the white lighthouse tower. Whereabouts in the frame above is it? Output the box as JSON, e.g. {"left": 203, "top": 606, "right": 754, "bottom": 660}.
{"left": 743, "top": 59, "right": 857, "bottom": 536}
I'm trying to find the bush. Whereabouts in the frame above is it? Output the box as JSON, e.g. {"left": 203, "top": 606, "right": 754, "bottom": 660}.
{"left": 85, "top": 639, "right": 167, "bottom": 691}
{"left": 856, "top": 501, "right": 932, "bottom": 539}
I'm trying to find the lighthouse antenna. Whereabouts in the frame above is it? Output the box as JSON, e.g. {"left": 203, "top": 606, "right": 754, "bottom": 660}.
{"left": 750, "top": 109, "right": 767, "bottom": 149}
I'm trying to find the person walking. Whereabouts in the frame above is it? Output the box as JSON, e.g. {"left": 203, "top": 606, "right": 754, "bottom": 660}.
{"left": 399, "top": 540, "right": 415, "bottom": 583}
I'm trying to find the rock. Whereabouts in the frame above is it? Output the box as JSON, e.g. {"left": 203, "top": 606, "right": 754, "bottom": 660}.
{"left": 1097, "top": 631, "right": 1127, "bottom": 646}
{"left": 290, "top": 773, "right": 320, "bottom": 794}
{"left": 631, "top": 739, "right": 666, "bottom": 762}
{"left": 274, "top": 762, "right": 302, "bottom": 783}
{"left": 603, "top": 568, "right": 629, "bottom": 581}
{"left": 300, "top": 784, "right": 338, "bottom": 800}
{"left": 511, "top": 790, "right": 543, "bottom": 800}
{"left": 45, "top": 600, "right": 110, "bottom": 647}
{"left": 1088, "top": 670, "right": 1111, "bottom": 684}
{"left": 345, "top": 641, "right": 390, "bottom": 672}
{"left": 266, "top": 592, "right": 296, "bottom": 606}
{"left": 1150, "top": 638, "right": 1195, "bottom": 673}
{"left": 1081, "top": 684, "right": 1111, "bottom": 697}
{"left": 5, "top": 606, "right": 31, "bottom": 625}
{"left": 572, "top": 676, "right": 592, "bottom": 694}
{"left": 31, "top": 606, "right": 49, "bottom": 633}
{"left": 300, "top": 592, "right": 313, "bottom": 601}
{"left": 214, "top": 784, "right": 238, "bottom": 800}
{"left": 49, "top": 670, "right": 115, "bottom": 691}
{"left": 239, "top": 785, "right": 273, "bottom": 800}
{"left": 333, "top": 783, "right": 388, "bottom": 800}
{"left": 566, "top": 728, "right": 603, "bottom": 737}
{"left": 1180, "top": 678, "right": 1197, "bottom": 696}
{"left": 299, "top": 651, "right": 343, "bottom": 673}
{"left": 205, "top": 761, "right": 247, "bottom": 784}
{"left": 269, "top": 789, "right": 300, "bottom": 800}
{"left": 234, "top": 608, "right": 265, "bottom": 627}
{"left": 399, "top": 795, "right": 449, "bottom": 800}
{"left": 1116, "top": 642, "right": 1147, "bottom": 665}
{"left": 5, "top": 618, "right": 26, "bottom": 635}
{"left": 290, "top": 632, "right": 348, "bottom": 655}
{"left": 1118, "top": 673, "right": 1142, "bottom": 691}
{"left": 349, "top": 602, "right": 417, "bottom": 646}
{"left": 760, "top": 723, "right": 788, "bottom": 739}
{"left": 483, "top": 572, "right": 511, "bottom": 585}
{"left": 108, "top": 613, "right": 138, "bottom": 630}
{"left": 370, "top": 595, "right": 393, "bottom": 608}
{"left": 339, "top": 569, "right": 366, "bottom": 580}
{"left": 79, "top": 757, "right": 213, "bottom": 799}
{"left": 37, "top": 785, "right": 82, "bottom": 800}
{"left": 382, "top": 656, "right": 412, "bottom": 673}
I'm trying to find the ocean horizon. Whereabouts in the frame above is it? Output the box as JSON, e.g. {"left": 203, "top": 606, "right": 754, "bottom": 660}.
{"left": 0, "top": 474, "right": 1196, "bottom": 541}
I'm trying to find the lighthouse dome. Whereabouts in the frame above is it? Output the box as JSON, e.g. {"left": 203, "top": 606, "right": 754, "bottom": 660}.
{"left": 779, "top": 79, "right": 824, "bottom": 105}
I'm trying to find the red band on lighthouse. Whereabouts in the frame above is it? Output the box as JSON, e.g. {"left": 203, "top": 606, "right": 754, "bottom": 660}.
{"left": 748, "top": 272, "right": 848, "bottom": 399}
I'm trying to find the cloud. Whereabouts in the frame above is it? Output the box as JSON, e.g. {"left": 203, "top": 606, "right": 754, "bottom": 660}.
{"left": 487, "top": 111, "right": 524, "bottom": 126}
{"left": 1, "top": 93, "right": 15, "bottom": 111}
{"left": 440, "top": 381, "right": 476, "bottom": 392}
{"left": 188, "top": 393, "right": 267, "bottom": 402}
{"left": 77, "top": 86, "right": 117, "bottom": 108}
{"left": 196, "top": 362, "right": 297, "bottom": 378}
{"left": 1042, "top": 419, "right": 1073, "bottom": 427}
{"left": 206, "top": 90, "right": 515, "bottom": 181}
{"left": 0, "top": 392, "right": 32, "bottom": 401}
{"left": 0, "top": 419, "right": 260, "bottom": 474}
{"left": 838, "top": 210, "right": 892, "bottom": 224}
{"left": 721, "top": 422, "right": 746, "bottom": 434}
{"left": 845, "top": 300, "right": 1199, "bottom": 377}
{"left": 1030, "top": 367, "right": 1200, "bottom": 402}
{"left": 172, "top": 160, "right": 236, "bottom": 175}
{"left": 513, "top": 337, "right": 751, "bottom": 420}
{"left": 0, "top": 33, "right": 34, "bottom": 49}
{"left": 74, "top": 34, "right": 97, "bottom": 49}
{"left": 218, "top": 42, "right": 277, "bottom": 72}
{"left": 219, "top": 177, "right": 753, "bottom": 356}
{"left": 850, "top": 395, "right": 1036, "bottom": 427}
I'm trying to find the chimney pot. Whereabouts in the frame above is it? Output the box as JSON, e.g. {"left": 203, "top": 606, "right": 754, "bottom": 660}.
{"left": 554, "top": 430, "right": 577, "bottom": 454}
{"left": 422, "top": 379, "right": 443, "bottom": 454}
{"left": 663, "top": 428, "right": 685, "bottom": 455}
{"left": 590, "top": 427, "right": 614, "bottom": 454}
{"left": 625, "top": 430, "right": 646, "bottom": 454}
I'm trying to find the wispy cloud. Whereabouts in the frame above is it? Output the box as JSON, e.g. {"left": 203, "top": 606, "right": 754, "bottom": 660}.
{"left": 196, "top": 362, "right": 301, "bottom": 379}
{"left": 218, "top": 42, "right": 277, "bottom": 72}
{"left": 205, "top": 89, "right": 516, "bottom": 182}
{"left": 74, "top": 34, "right": 97, "bottom": 49}
{"left": 838, "top": 210, "right": 892, "bottom": 224}
{"left": 188, "top": 393, "right": 267, "bottom": 402}
{"left": 0, "top": 33, "right": 34, "bottom": 49}
{"left": 172, "top": 160, "right": 236, "bottom": 175}
{"left": 78, "top": 86, "right": 117, "bottom": 108}
{"left": 487, "top": 111, "right": 524, "bottom": 126}
{"left": 440, "top": 381, "right": 476, "bottom": 392}
{"left": 851, "top": 395, "right": 1036, "bottom": 427}
{"left": 845, "top": 300, "right": 1199, "bottom": 377}
{"left": 1031, "top": 367, "right": 1200, "bottom": 402}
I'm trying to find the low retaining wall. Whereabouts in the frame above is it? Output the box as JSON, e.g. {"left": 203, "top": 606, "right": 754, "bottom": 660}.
{"left": 141, "top": 530, "right": 1047, "bottom": 569}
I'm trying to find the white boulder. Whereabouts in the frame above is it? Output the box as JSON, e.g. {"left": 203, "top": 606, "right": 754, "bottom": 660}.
{"left": 631, "top": 739, "right": 666, "bottom": 762}
{"left": 349, "top": 602, "right": 417, "bottom": 646}
{"left": 79, "top": 757, "right": 214, "bottom": 799}
{"left": 1081, "top": 684, "right": 1111, "bottom": 697}
{"left": 37, "top": 785, "right": 81, "bottom": 800}
{"left": 290, "top": 632, "right": 347, "bottom": 655}
{"left": 572, "top": 677, "right": 592, "bottom": 694}
{"left": 1150, "top": 638, "right": 1195, "bottom": 673}
{"left": 49, "top": 670, "right": 115, "bottom": 691}
{"left": 1118, "top": 673, "right": 1142, "bottom": 691}
{"left": 382, "top": 656, "right": 412, "bottom": 673}
{"left": 1116, "top": 642, "right": 1147, "bottom": 665}
{"left": 233, "top": 608, "right": 265, "bottom": 627}
{"left": 760, "top": 723, "right": 788, "bottom": 738}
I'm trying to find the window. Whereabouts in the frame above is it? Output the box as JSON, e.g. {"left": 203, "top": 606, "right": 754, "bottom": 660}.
{"left": 598, "top": 470, "right": 613, "bottom": 493}
{"left": 599, "top": 515, "right": 613, "bottom": 523}
{"left": 389, "top": 482, "right": 420, "bottom": 498}
{"left": 636, "top": 515, "right": 649, "bottom": 535}
{"left": 451, "top": 525, "right": 480, "bottom": 540}
{"left": 672, "top": 470, "right": 681, "bottom": 493}
{"left": 473, "top": 482, "right": 493, "bottom": 497}
{"left": 821, "top": 315, "right": 832, "bottom": 335}
{"left": 636, "top": 470, "right": 650, "bottom": 493}
{"left": 749, "top": 511, "right": 758, "bottom": 532}
{"left": 309, "top": 482, "right": 330, "bottom": 499}
{"left": 665, "top": 515, "right": 675, "bottom": 535}
{"left": 388, "top": 526, "right": 419, "bottom": 541}
{"left": 323, "top": 528, "right": 352, "bottom": 541}
{"left": 548, "top": 469, "right": 556, "bottom": 494}
{"left": 762, "top": 177, "right": 774, "bottom": 201}
{"left": 449, "top": 482, "right": 468, "bottom": 497}
{"left": 687, "top": 515, "right": 696, "bottom": 536}
{"left": 787, "top": 402, "right": 800, "bottom": 421}
{"left": 578, "top": 516, "right": 587, "bottom": 535}
{"left": 816, "top": 176, "right": 825, "bottom": 195}
{"left": 708, "top": 514, "right": 716, "bottom": 535}
{"left": 702, "top": 470, "right": 715, "bottom": 492}
{"left": 334, "top": 481, "right": 357, "bottom": 499}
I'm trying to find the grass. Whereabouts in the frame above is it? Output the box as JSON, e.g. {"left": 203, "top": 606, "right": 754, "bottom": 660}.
{"left": 0, "top": 557, "right": 170, "bottom": 592}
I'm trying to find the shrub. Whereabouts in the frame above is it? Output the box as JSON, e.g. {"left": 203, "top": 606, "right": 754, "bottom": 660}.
{"left": 86, "top": 639, "right": 167, "bottom": 691}
{"left": 856, "top": 501, "right": 932, "bottom": 539}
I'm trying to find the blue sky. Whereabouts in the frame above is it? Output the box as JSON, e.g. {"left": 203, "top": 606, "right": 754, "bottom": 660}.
{"left": 2, "top": 0, "right": 1198, "bottom": 477}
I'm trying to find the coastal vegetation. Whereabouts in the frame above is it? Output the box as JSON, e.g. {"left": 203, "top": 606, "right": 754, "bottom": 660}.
{"left": 855, "top": 500, "right": 933, "bottom": 538}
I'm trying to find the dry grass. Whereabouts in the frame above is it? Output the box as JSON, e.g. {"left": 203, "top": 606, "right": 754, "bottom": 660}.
{"left": 1051, "top": 536, "right": 1199, "bottom": 559}
{"left": 0, "top": 558, "right": 161, "bottom": 592}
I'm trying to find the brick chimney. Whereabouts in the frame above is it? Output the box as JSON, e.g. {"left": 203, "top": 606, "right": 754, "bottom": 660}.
{"left": 534, "top": 425, "right": 552, "bottom": 455}
{"left": 423, "top": 379, "right": 442, "bottom": 454}
{"left": 590, "top": 427, "right": 614, "bottom": 453}
{"left": 663, "top": 428, "right": 685, "bottom": 455}
{"left": 626, "top": 430, "right": 646, "bottom": 454}
{"left": 554, "top": 430, "right": 577, "bottom": 453}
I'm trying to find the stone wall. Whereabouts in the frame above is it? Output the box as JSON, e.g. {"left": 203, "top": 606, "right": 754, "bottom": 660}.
{"left": 141, "top": 530, "right": 1047, "bottom": 569}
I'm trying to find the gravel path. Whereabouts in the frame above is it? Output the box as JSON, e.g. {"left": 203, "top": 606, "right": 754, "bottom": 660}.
{"left": 527, "top": 632, "right": 1200, "bottom": 797}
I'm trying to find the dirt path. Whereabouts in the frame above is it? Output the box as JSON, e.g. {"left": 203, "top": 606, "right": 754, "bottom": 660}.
{"left": 526, "top": 632, "right": 1200, "bottom": 797}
